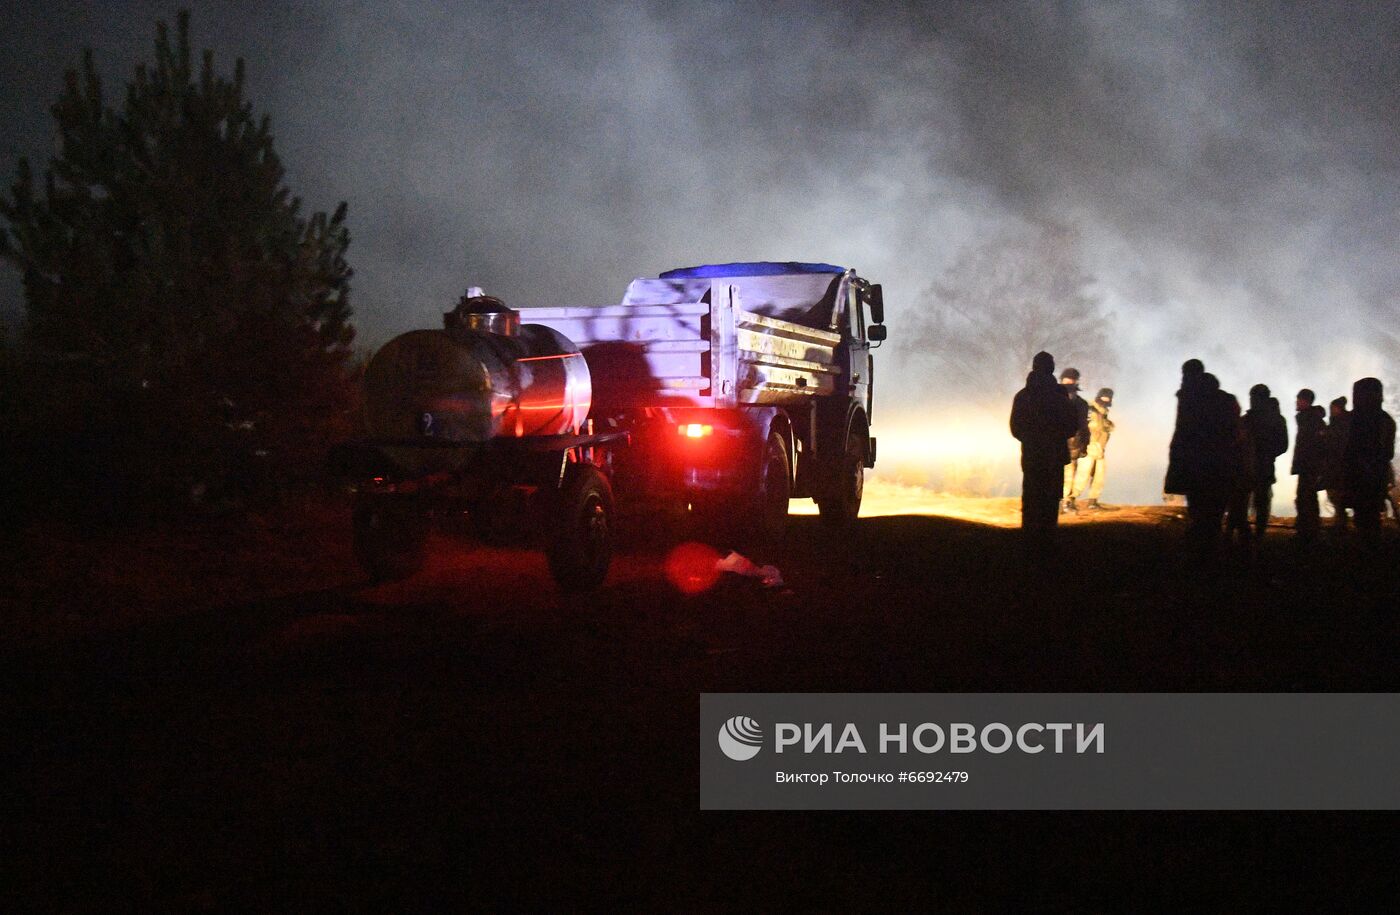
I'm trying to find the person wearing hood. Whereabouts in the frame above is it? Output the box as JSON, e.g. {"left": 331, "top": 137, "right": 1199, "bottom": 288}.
{"left": 1010, "top": 351, "right": 1079, "bottom": 545}
{"left": 1342, "top": 377, "right": 1396, "bottom": 539}
{"left": 1323, "top": 396, "right": 1353, "bottom": 529}
{"left": 1165, "top": 359, "right": 1207, "bottom": 497}
{"left": 1059, "top": 368, "right": 1092, "bottom": 513}
{"left": 1234, "top": 384, "right": 1289, "bottom": 543}
{"left": 1291, "top": 388, "right": 1327, "bottom": 542}
{"left": 1180, "top": 370, "right": 1240, "bottom": 557}
{"left": 1072, "top": 388, "right": 1115, "bottom": 510}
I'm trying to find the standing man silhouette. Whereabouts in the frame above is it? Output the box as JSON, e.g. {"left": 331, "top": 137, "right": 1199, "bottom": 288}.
{"left": 1011, "top": 351, "right": 1079, "bottom": 549}
{"left": 1239, "top": 384, "right": 1289, "bottom": 542}
{"left": 1344, "top": 377, "right": 1396, "bottom": 541}
{"left": 1325, "top": 396, "right": 1353, "bottom": 530}
{"left": 1291, "top": 388, "right": 1326, "bottom": 542}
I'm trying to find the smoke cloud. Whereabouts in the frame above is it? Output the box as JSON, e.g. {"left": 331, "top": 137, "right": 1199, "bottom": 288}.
{"left": 3, "top": 0, "right": 1396, "bottom": 503}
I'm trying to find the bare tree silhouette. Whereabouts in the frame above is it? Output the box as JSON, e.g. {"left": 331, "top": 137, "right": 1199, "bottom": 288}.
{"left": 908, "top": 221, "right": 1117, "bottom": 404}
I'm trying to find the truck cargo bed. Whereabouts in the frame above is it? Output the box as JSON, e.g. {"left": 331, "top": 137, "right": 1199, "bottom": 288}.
{"left": 523, "top": 282, "right": 842, "bottom": 411}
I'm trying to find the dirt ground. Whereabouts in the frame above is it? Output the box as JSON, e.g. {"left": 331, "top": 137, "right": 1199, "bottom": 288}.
{"left": 5, "top": 486, "right": 1399, "bottom": 908}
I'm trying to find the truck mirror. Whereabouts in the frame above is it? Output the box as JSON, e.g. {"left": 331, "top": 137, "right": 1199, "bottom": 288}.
{"left": 864, "top": 284, "right": 885, "bottom": 325}
{"left": 868, "top": 324, "right": 887, "bottom": 342}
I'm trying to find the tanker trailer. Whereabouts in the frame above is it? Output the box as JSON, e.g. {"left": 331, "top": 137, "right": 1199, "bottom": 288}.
{"left": 334, "top": 294, "right": 627, "bottom": 590}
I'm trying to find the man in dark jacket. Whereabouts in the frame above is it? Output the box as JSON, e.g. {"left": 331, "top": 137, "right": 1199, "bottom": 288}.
{"left": 1343, "top": 377, "right": 1396, "bottom": 540}
{"left": 1179, "top": 371, "right": 1240, "bottom": 557}
{"left": 1291, "top": 388, "right": 1327, "bottom": 541}
{"left": 1059, "top": 368, "right": 1092, "bottom": 513}
{"left": 1237, "top": 384, "right": 1289, "bottom": 542}
{"left": 1165, "top": 359, "right": 1206, "bottom": 496}
{"left": 1011, "top": 351, "right": 1079, "bottom": 545}
{"left": 1324, "top": 396, "right": 1352, "bottom": 529}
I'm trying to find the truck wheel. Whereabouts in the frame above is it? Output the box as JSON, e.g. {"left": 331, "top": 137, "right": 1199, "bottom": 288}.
{"left": 757, "top": 430, "right": 792, "bottom": 543}
{"left": 690, "top": 431, "right": 791, "bottom": 548}
{"left": 353, "top": 494, "right": 427, "bottom": 583}
{"left": 817, "top": 436, "right": 864, "bottom": 527}
{"left": 546, "top": 465, "right": 615, "bottom": 591}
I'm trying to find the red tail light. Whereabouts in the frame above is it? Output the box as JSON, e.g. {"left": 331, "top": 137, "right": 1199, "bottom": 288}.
{"left": 678, "top": 423, "right": 713, "bottom": 439}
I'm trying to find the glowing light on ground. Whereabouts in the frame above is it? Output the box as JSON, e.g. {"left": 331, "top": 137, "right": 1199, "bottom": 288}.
{"left": 877, "top": 416, "right": 1019, "bottom": 465}
{"left": 791, "top": 480, "right": 1182, "bottom": 528}
{"left": 868, "top": 413, "right": 1021, "bottom": 498}
{"left": 664, "top": 541, "right": 722, "bottom": 594}
{"left": 790, "top": 480, "right": 1026, "bottom": 527}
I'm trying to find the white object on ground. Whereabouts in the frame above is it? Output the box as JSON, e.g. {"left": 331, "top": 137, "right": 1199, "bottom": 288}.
{"left": 716, "top": 551, "right": 785, "bottom": 588}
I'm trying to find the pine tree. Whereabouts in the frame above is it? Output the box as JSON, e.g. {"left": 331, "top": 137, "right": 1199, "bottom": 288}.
{"left": 0, "top": 11, "right": 355, "bottom": 514}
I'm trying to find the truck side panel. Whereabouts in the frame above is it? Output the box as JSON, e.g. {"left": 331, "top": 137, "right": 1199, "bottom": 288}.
{"left": 522, "top": 302, "right": 714, "bottom": 409}
{"left": 522, "top": 281, "right": 841, "bottom": 415}
{"left": 734, "top": 308, "right": 841, "bottom": 404}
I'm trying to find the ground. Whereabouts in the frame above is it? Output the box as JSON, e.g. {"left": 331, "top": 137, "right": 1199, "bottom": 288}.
{"left": 5, "top": 483, "right": 1398, "bottom": 907}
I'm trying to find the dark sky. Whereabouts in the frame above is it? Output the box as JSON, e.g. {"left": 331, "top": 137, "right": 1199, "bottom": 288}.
{"left": 3, "top": 1, "right": 1397, "bottom": 499}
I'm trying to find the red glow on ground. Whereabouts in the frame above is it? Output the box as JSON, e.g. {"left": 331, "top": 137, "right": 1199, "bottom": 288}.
{"left": 664, "top": 541, "right": 721, "bottom": 595}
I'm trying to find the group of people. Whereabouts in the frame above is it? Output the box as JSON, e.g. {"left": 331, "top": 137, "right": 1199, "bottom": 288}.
{"left": 1056, "top": 367, "right": 1114, "bottom": 514}
{"left": 1165, "top": 359, "right": 1397, "bottom": 553}
{"left": 1009, "top": 350, "right": 1398, "bottom": 552}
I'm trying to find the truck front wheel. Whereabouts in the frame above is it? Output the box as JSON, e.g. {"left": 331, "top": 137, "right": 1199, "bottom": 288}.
{"left": 546, "top": 465, "right": 615, "bottom": 591}
{"left": 353, "top": 493, "right": 428, "bottom": 583}
{"left": 817, "top": 436, "right": 864, "bottom": 527}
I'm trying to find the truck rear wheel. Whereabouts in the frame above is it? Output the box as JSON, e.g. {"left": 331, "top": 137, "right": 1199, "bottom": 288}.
{"left": 353, "top": 493, "right": 427, "bottom": 583}
{"left": 546, "top": 465, "right": 615, "bottom": 591}
{"left": 689, "top": 431, "right": 790, "bottom": 548}
{"left": 757, "top": 430, "right": 792, "bottom": 543}
{"left": 817, "top": 436, "right": 864, "bottom": 527}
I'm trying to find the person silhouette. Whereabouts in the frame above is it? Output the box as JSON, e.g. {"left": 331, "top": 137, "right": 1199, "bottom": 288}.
{"left": 1291, "top": 388, "right": 1326, "bottom": 542}
{"left": 1324, "top": 396, "right": 1353, "bottom": 530}
{"left": 1166, "top": 360, "right": 1236, "bottom": 557}
{"left": 1059, "top": 368, "right": 1091, "bottom": 513}
{"left": 1237, "top": 384, "right": 1288, "bottom": 543}
{"left": 1073, "top": 387, "right": 1115, "bottom": 510}
{"left": 1010, "top": 351, "right": 1079, "bottom": 549}
{"left": 1165, "top": 359, "right": 1206, "bottom": 498}
{"left": 1185, "top": 372, "right": 1241, "bottom": 557}
{"left": 1343, "top": 377, "right": 1396, "bottom": 542}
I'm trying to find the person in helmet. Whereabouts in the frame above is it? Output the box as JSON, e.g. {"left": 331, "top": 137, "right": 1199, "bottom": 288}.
{"left": 1072, "top": 387, "right": 1115, "bottom": 510}
{"left": 1059, "top": 368, "right": 1091, "bottom": 513}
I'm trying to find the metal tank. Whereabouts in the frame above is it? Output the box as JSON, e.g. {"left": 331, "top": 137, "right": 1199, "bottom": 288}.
{"left": 361, "top": 296, "right": 592, "bottom": 474}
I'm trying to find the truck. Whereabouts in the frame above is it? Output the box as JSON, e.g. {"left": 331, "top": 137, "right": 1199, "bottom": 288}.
{"left": 335, "top": 261, "right": 887, "bottom": 590}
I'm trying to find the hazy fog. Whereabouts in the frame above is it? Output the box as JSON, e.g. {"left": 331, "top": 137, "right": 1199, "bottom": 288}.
{"left": 4, "top": 1, "right": 1396, "bottom": 503}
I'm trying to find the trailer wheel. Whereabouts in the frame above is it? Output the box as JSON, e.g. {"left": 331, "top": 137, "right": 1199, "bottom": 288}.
{"left": 757, "top": 430, "right": 792, "bottom": 543}
{"left": 817, "top": 436, "right": 864, "bottom": 527}
{"left": 353, "top": 494, "right": 427, "bottom": 583}
{"left": 547, "top": 465, "right": 615, "bottom": 591}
